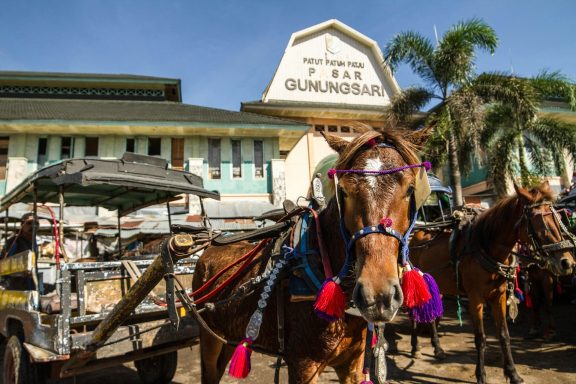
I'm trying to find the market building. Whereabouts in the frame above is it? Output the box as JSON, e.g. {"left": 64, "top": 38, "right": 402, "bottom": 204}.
{"left": 0, "top": 71, "right": 308, "bottom": 214}
{"left": 242, "top": 19, "right": 402, "bottom": 200}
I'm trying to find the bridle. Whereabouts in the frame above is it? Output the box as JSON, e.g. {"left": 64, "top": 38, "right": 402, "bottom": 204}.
{"left": 327, "top": 143, "right": 431, "bottom": 282}
{"left": 516, "top": 201, "right": 576, "bottom": 272}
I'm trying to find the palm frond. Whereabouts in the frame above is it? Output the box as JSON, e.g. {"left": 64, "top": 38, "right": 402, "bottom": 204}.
{"left": 434, "top": 18, "right": 498, "bottom": 88}
{"left": 384, "top": 31, "right": 436, "bottom": 83}
{"left": 530, "top": 69, "right": 576, "bottom": 110}
{"left": 387, "top": 87, "right": 434, "bottom": 123}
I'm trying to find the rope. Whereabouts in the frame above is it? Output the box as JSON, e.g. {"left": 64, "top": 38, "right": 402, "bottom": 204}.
{"left": 327, "top": 161, "right": 431, "bottom": 179}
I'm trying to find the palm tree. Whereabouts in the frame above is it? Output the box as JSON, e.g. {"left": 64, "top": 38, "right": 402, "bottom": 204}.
{"left": 384, "top": 18, "right": 498, "bottom": 206}
{"left": 474, "top": 71, "right": 576, "bottom": 196}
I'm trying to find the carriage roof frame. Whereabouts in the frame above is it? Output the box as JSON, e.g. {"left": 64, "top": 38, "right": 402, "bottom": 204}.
{"left": 0, "top": 152, "right": 220, "bottom": 217}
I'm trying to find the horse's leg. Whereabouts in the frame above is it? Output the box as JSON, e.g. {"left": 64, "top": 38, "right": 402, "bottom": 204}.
{"left": 430, "top": 317, "right": 446, "bottom": 360}
{"left": 468, "top": 297, "right": 487, "bottom": 384}
{"left": 333, "top": 351, "right": 364, "bottom": 384}
{"left": 489, "top": 293, "right": 524, "bottom": 384}
{"left": 410, "top": 318, "right": 421, "bottom": 358}
{"left": 542, "top": 273, "right": 556, "bottom": 341}
{"left": 199, "top": 331, "right": 229, "bottom": 384}
{"left": 287, "top": 361, "right": 323, "bottom": 384}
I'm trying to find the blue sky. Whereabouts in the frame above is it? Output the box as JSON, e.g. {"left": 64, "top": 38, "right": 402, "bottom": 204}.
{"left": 1, "top": 0, "right": 574, "bottom": 111}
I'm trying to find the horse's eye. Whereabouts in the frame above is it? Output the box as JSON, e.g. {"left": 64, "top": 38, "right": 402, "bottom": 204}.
{"left": 406, "top": 185, "right": 415, "bottom": 198}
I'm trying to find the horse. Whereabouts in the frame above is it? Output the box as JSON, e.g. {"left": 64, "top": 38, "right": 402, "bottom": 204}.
{"left": 191, "top": 126, "right": 429, "bottom": 384}
{"left": 520, "top": 206, "right": 576, "bottom": 340}
{"left": 408, "top": 181, "right": 576, "bottom": 384}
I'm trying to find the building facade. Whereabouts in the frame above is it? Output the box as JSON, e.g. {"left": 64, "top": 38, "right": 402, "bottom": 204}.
{"left": 0, "top": 71, "right": 308, "bottom": 212}
{"left": 242, "top": 19, "right": 401, "bottom": 200}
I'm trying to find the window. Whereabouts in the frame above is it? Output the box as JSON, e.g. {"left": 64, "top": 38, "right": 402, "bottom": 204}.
{"left": 148, "top": 138, "right": 161, "bottom": 156}
{"left": 37, "top": 137, "right": 47, "bottom": 166}
{"left": 254, "top": 140, "right": 264, "bottom": 178}
{"left": 328, "top": 125, "right": 338, "bottom": 132}
{"left": 340, "top": 126, "right": 351, "bottom": 133}
{"left": 61, "top": 137, "right": 74, "bottom": 159}
{"left": 231, "top": 140, "right": 242, "bottom": 178}
{"left": 171, "top": 138, "right": 184, "bottom": 169}
{"left": 126, "top": 138, "right": 135, "bottom": 153}
{"left": 208, "top": 138, "right": 221, "bottom": 179}
{"left": 314, "top": 125, "right": 325, "bottom": 132}
{"left": 85, "top": 137, "right": 99, "bottom": 157}
{"left": 0, "top": 137, "right": 8, "bottom": 179}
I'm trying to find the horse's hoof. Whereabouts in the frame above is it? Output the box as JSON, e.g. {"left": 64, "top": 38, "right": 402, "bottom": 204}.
{"left": 524, "top": 328, "right": 541, "bottom": 340}
{"left": 509, "top": 375, "right": 524, "bottom": 384}
{"left": 543, "top": 329, "right": 557, "bottom": 341}
{"left": 434, "top": 349, "right": 447, "bottom": 360}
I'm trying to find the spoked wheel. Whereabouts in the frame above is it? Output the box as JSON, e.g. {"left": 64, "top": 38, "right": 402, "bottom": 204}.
{"left": 2, "top": 335, "right": 43, "bottom": 384}
{"left": 134, "top": 351, "right": 178, "bottom": 384}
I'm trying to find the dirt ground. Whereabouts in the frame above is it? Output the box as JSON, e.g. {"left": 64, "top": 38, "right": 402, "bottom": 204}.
{"left": 60, "top": 296, "right": 576, "bottom": 384}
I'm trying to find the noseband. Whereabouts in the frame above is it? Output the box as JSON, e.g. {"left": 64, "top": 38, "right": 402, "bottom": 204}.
{"left": 327, "top": 144, "right": 431, "bottom": 281}
{"left": 515, "top": 201, "right": 576, "bottom": 272}
{"left": 519, "top": 201, "right": 576, "bottom": 270}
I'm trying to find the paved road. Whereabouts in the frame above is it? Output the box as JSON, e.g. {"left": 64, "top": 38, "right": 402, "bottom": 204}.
{"left": 62, "top": 297, "right": 576, "bottom": 383}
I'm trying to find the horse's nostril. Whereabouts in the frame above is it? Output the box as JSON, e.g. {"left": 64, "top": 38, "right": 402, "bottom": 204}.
{"left": 561, "top": 258, "right": 572, "bottom": 270}
{"left": 353, "top": 282, "right": 368, "bottom": 308}
{"left": 392, "top": 281, "right": 403, "bottom": 307}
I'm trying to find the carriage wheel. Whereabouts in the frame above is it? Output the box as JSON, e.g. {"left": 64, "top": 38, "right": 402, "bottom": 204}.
{"left": 134, "top": 351, "right": 178, "bottom": 384}
{"left": 2, "top": 335, "right": 44, "bottom": 384}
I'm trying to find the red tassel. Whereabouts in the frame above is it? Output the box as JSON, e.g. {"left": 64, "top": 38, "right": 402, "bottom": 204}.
{"left": 525, "top": 293, "right": 533, "bottom": 309}
{"left": 314, "top": 278, "right": 346, "bottom": 321}
{"left": 228, "top": 338, "right": 253, "bottom": 379}
{"left": 371, "top": 330, "right": 378, "bottom": 348}
{"left": 402, "top": 268, "right": 431, "bottom": 308}
{"left": 556, "top": 283, "right": 563, "bottom": 295}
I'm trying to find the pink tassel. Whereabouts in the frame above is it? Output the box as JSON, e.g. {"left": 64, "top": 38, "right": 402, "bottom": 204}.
{"left": 371, "top": 329, "right": 378, "bottom": 348}
{"left": 314, "top": 278, "right": 346, "bottom": 321}
{"left": 228, "top": 338, "right": 253, "bottom": 379}
{"left": 402, "top": 267, "right": 431, "bottom": 308}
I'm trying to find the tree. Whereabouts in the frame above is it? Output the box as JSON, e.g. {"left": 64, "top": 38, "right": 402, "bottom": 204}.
{"left": 384, "top": 18, "right": 498, "bottom": 206}
{"left": 475, "top": 71, "right": 576, "bottom": 196}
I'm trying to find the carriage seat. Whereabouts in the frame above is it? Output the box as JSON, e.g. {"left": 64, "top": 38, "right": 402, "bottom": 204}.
{"left": 253, "top": 200, "right": 298, "bottom": 222}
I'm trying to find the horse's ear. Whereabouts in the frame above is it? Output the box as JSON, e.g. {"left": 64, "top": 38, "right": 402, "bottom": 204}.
{"left": 514, "top": 182, "right": 533, "bottom": 203}
{"left": 321, "top": 131, "right": 348, "bottom": 154}
{"left": 405, "top": 127, "right": 431, "bottom": 148}
{"left": 350, "top": 122, "right": 373, "bottom": 134}
{"left": 539, "top": 179, "right": 551, "bottom": 193}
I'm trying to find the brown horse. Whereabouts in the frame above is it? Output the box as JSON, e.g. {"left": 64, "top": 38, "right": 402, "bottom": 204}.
{"left": 409, "top": 181, "right": 575, "bottom": 384}
{"left": 515, "top": 205, "right": 576, "bottom": 341}
{"left": 192, "top": 126, "right": 428, "bottom": 383}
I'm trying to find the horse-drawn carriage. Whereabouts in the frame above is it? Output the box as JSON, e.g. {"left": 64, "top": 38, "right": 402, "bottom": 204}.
{"left": 0, "top": 153, "right": 219, "bottom": 383}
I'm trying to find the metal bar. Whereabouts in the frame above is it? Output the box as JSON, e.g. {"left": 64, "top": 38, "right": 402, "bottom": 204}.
{"left": 85, "top": 236, "right": 193, "bottom": 352}
{"left": 57, "top": 269, "right": 72, "bottom": 355}
{"left": 166, "top": 201, "right": 172, "bottom": 236}
{"left": 117, "top": 215, "right": 122, "bottom": 260}
{"left": 77, "top": 270, "right": 86, "bottom": 317}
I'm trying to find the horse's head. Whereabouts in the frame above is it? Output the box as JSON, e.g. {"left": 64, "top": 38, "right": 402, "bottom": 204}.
{"left": 322, "top": 126, "right": 429, "bottom": 322}
{"left": 516, "top": 181, "right": 576, "bottom": 276}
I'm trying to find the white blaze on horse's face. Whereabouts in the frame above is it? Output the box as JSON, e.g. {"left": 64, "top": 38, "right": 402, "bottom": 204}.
{"left": 364, "top": 157, "right": 383, "bottom": 190}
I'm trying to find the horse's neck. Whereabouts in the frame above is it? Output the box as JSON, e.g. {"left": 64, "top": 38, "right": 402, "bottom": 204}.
{"left": 473, "top": 197, "right": 522, "bottom": 262}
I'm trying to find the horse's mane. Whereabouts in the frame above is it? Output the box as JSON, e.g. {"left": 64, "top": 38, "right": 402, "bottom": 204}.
{"left": 334, "top": 129, "right": 420, "bottom": 173}
{"left": 474, "top": 183, "right": 554, "bottom": 239}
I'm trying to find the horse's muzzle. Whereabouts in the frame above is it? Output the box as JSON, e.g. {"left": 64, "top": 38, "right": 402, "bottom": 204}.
{"left": 353, "top": 279, "right": 403, "bottom": 322}
{"left": 560, "top": 257, "right": 575, "bottom": 275}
